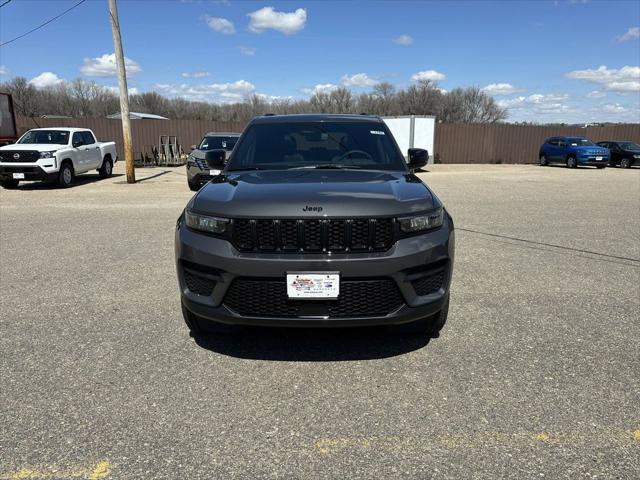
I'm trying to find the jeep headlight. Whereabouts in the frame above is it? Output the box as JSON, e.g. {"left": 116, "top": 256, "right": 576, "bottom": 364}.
{"left": 399, "top": 208, "right": 444, "bottom": 234}
{"left": 39, "top": 151, "right": 56, "bottom": 159}
{"left": 185, "top": 210, "right": 228, "bottom": 234}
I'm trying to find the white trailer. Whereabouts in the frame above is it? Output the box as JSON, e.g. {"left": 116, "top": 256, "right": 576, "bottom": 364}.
{"left": 382, "top": 115, "right": 436, "bottom": 164}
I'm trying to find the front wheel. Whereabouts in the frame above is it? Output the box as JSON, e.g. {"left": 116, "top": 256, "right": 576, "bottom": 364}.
{"left": 188, "top": 180, "right": 200, "bottom": 192}
{"left": 539, "top": 155, "right": 549, "bottom": 166}
{"left": 395, "top": 295, "right": 450, "bottom": 336}
{"left": 566, "top": 156, "right": 577, "bottom": 168}
{"left": 620, "top": 158, "right": 631, "bottom": 169}
{"left": 57, "top": 163, "right": 74, "bottom": 187}
{"left": 0, "top": 178, "right": 19, "bottom": 189}
{"left": 99, "top": 158, "right": 113, "bottom": 178}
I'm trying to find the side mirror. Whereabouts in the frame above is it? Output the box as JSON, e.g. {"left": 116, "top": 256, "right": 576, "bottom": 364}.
{"left": 190, "top": 145, "right": 197, "bottom": 151}
{"left": 72, "top": 141, "right": 83, "bottom": 148}
{"left": 407, "top": 148, "right": 429, "bottom": 170}
{"left": 204, "top": 149, "right": 226, "bottom": 168}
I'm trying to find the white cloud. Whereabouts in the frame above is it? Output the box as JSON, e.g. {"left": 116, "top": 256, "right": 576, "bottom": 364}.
{"left": 602, "top": 103, "right": 627, "bottom": 113}
{"left": 247, "top": 7, "right": 306, "bottom": 35}
{"left": 153, "top": 79, "right": 255, "bottom": 103}
{"left": 616, "top": 26, "right": 640, "bottom": 43}
{"left": 80, "top": 53, "right": 142, "bottom": 77}
{"left": 586, "top": 90, "right": 606, "bottom": 98}
{"left": 392, "top": 34, "right": 413, "bottom": 46}
{"left": 411, "top": 70, "right": 446, "bottom": 82}
{"left": 0, "top": 65, "right": 8, "bottom": 76}
{"left": 481, "top": 83, "right": 526, "bottom": 96}
{"left": 497, "top": 93, "right": 570, "bottom": 113}
{"left": 255, "top": 93, "right": 293, "bottom": 102}
{"left": 105, "top": 85, "right": 139, "bottom": 95}
{"left": 239, "top": 46, "right": 256, "bottom": 56}
{"left": 565, "top": 65, "right": 640, "bottom": 92}
{"left": 28, "top": 72, "right": 64, "bottom": 88}
{"left": 181, "top": 71, "right": 210, "bottom": 78}
{"left": 302, "top": 83, "right": 339, "bottom": 95}
{"left": 340, "top": 73, "right": 378, "bottom": 88}
{"left": 204, "top": 16, "right": 235, "bottom": 34}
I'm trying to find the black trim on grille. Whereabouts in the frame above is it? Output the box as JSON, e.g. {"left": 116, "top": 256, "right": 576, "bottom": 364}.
{"left": 0, "top": 151, "right": 40, "bottom": 163}
{"left": 230, "top": 218, "right": 396, "bottom": 253}
{"left": 223, "top": 277, "right": 405, "bottom": 318}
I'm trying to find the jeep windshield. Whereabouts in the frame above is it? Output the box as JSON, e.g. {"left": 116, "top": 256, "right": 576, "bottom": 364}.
{"left": 199, "top": 136, "right": 238, "bottom": 151}
{"left": 226, "top": 122, "right": 406, "bottom": 171}
{"left": 18, "top": 130, "right": 69, "bottom": 145}
{"left": 567, "top": 138, "right": 594, "bottom": 147}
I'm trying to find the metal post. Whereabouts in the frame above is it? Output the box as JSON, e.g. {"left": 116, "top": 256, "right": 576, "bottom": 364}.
{"left": 108, "top": 0, "right": 135, "bottom": 183}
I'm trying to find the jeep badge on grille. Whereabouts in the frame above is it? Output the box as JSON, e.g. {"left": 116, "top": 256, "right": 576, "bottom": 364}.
{"left": 13, "top": 153, "right": 20, "bottom": 160}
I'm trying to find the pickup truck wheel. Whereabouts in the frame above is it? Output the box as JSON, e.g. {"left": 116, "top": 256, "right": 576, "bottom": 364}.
{"left": 99, "top": 157, "right": 113, "bottom": 178}
{"left": 395, "top": 294, "right": 449, "bottom": 336}
{"left": 566, "top": 156, "right": 577, "bottom": 169}
{"left": 181, "top": 302, "right": 239, "bottom": 335}
{"left": 539, "top": 155, "right": 549, "bottom": 166}
{"left": 57, "top": 163, "right": 74, "bottom": 187}
{"left": 188, "top": 180, "right": 200, "bottom": 192}
{"left": 620, "top": 158, "right": 631, "bottom": 168}
{"left": 0, "top": 178, "right": 20, "bottom": 189}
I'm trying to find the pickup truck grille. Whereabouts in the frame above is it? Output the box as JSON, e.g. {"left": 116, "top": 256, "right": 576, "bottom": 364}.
{"left": 0, "top": 151, "right": 40, "bottom": 163}
{"left": 231, "top": 218, "right": 395, "bottom": 253}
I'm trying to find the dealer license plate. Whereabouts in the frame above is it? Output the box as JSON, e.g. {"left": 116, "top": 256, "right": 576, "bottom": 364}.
{"left": 12, "top": 173, "right": 25, "bottom": 179}
{"left": 595, "top": 156, "right": 603, "bottom": 161}
{"left": 286, "top": 272, "right": 340, "bottom": 299}
{"left": 209, "top": 169, "right": 221, "bottom": 176}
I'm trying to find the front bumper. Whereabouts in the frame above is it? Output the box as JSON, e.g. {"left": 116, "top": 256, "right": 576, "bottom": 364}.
{"left": 176, "top": 214, "right": 455, "bottom": 327}
{"left": 0, "top": 164, "right": 58, "bottom": 182}
{"left": 578, "top": 156, "right": 609, "bottom": 166}
{"left": 186, "top": 163, "right": 221, "bottom": 185}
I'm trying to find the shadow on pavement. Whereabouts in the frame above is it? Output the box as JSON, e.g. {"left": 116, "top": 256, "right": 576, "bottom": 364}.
{"left": 192, "top": 326, "right": 431, "bottom": 361}
{"left": 16, "top": 173, "right": 124, "bottom": 190}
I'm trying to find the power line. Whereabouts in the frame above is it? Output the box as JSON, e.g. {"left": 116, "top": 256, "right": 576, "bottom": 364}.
{"left": 0, "top": 0, "right": 14, "bottom": 9}
{"left": 0, "top": 0, "right": 87, "bottom": 47}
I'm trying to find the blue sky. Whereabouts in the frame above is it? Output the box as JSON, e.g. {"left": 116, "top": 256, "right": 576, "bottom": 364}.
{"left": 0, "top": 0, "right": 639, "bottom": 123}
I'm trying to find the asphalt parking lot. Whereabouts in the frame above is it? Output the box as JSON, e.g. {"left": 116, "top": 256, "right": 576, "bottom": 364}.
{"left": 1, "top": 164, "right": 638, "bottom": 479}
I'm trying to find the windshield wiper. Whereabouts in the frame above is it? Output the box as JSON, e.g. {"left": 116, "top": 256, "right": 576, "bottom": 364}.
{"left": 226, "top": 166, "right": 265, "bottom": 171}
{"left": 289, "top": 164, "right": 362, "bottom": 170}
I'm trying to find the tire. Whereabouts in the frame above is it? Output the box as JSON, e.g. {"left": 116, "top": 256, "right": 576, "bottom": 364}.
{"left": 181, "top": 302, "right": 239, "bottom": 335}
{"left": 395, "top": 295, "right": 450, "bottom": 336}
{"left": 98, "top": 157, "right": 113, "bottom": 178}
{"left": 0, "top": 178, "right": 19, "bottom": 189}
{"left": 539, "top": 155, "right": 549, "bottom": 166}
{"left": 620, "top": 158, "right": 631, "bottom": 169}
{"left": 188, "top": 181, "right": 200, "bottom": 192}
{"left": 57, "top": 163, "right": 74, "bottom": 187}
{"left": 566, "top": 156, "right": 577, "bottom": 169}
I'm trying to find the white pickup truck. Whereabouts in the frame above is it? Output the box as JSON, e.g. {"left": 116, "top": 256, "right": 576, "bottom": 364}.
{"left": 0, "top": 127, "right": 117, "bottom": 188}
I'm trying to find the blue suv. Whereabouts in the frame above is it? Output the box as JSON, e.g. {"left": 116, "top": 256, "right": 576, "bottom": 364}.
{"left": 539, "top": 136, "right": 609, "bottom": 169}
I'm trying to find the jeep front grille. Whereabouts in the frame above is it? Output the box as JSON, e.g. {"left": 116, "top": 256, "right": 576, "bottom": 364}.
{"left": 231, "top": 218, "right": 395, "bottom": 253}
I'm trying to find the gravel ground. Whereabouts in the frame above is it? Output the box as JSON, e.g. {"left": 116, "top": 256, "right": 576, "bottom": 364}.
{"left": 1, "top": 163, "right": 638, "bottom": 479}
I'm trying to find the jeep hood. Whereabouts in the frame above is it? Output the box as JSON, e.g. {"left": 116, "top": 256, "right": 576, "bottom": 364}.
{"left": 190, "top": 169, "right": 439, "bottom": 218}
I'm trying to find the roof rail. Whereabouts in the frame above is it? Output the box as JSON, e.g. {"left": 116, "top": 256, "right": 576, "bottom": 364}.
{"left": 359, "top": 112, "right": 369, "bottom": 115}
{"left": 263, "top": 113, "right": 276, "bottom": 116}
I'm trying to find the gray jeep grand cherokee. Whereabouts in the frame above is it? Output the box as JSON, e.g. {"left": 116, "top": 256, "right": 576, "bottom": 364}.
{"left": 175, "top": 114, "right": 454, "bottom": 335}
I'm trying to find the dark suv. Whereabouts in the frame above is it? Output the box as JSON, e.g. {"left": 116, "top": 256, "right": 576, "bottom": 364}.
{"left": 175, "top": 114, "right": 454, "bottom": 336}
{"left": 186, "top": 132, "right": 240, "bottom": 191}
{"left": 596, "top": 141, "right": 640, "bottom": 168}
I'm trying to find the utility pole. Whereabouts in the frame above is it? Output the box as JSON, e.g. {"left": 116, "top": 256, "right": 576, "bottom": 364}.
{"left": 108, "top": 0, "right": 135, "bottom": 183}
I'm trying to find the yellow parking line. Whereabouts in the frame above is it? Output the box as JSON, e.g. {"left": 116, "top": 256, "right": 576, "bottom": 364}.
{"left": 313, "top": 429, "right": 640, "bottom": 454}
{"left": 0, "top": 461, "right": 110, "bottom": 480}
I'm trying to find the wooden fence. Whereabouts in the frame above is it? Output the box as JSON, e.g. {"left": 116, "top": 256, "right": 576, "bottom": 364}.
{"left": 16, "top": 116, "right": 640, "bottom": 164}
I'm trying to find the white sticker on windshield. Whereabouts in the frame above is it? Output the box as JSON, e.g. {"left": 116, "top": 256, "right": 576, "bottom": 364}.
{"left": 370, "top": 130, "right": 385, "bottom": 135}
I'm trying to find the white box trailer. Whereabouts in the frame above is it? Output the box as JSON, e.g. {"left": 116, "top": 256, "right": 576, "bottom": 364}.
{"left": 382, "top": 115, "right": 436, "bottom": 164}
